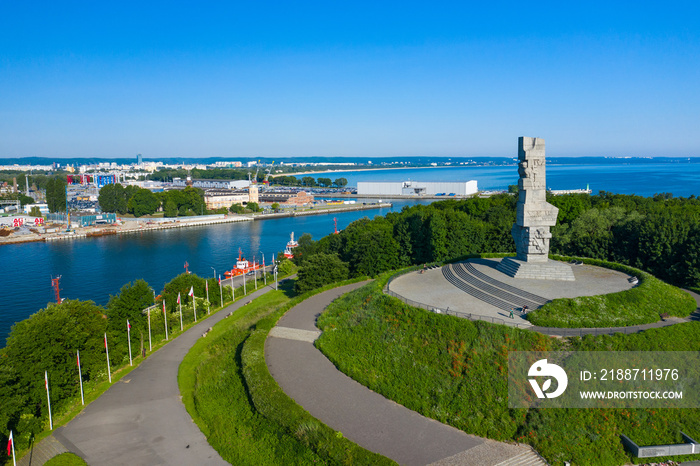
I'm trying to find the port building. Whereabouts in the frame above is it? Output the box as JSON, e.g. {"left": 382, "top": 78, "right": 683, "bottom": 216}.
{"left": 357, "top": 180, "right": 478, "bottom": 196}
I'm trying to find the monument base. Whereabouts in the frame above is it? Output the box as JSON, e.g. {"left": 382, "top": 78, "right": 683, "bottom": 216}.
{"left": 497, "top": 257, "right": 575, "bottom": 281}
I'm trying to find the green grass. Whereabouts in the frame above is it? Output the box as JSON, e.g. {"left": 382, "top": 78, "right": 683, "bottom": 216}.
{"left": 526, "top": 255, "right": 696, "bottom": 328}
{"left": 44, "top": 452, "right": 88, "bottom": 465}
{"left": 178, "top": 277, "right": 394, "bottom": 465}
{"left": 315, "top": 274, "right": 700, "bottom": 465}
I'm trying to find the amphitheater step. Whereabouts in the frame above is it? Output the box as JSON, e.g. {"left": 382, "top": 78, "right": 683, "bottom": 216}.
{"left": 494, "top": 449, "right": 548, "bottom": 466}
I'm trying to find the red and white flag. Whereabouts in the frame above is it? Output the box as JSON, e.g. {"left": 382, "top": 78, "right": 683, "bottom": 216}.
{"left": 77, "top": 351, "right": 80, "bottom": 368}
{"left": 7, "top": 430, "right": 12, "bottom": 456}
{"left": 188, "top": 286, "right": 194, "bottom": 297}
{"left": 162, "top": 300, "right": 166, "bottom": 314}
{"left": 206, "top": 281, "right": 209, "bottom": 292}
{"left": 177, "top": 292, "right": 181, "bottom": 304}
{"left": 104, "top": 334, "right": 108, "bottom": 349}
{"left": 127, "top": 320, "right": 131, "bottom": 331}
{"left": 45, "top": 370, "right": 49, "bottom": 390}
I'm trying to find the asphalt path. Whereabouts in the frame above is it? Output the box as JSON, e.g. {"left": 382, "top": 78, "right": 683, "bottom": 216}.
{"left": 53, "top": 283, "right": 277, "bottom": 466}
{"left": 266, "top": 282, "right": 533, "bottom": 466}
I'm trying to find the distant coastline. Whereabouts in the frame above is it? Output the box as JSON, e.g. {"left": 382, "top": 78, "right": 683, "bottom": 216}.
{"left": 271, "top": 164, "right": 513, "bottom": 178}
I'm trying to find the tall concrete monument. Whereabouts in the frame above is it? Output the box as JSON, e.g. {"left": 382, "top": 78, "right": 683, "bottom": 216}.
{"left": 497, "top": 137, "right": 575, "bottom": 280}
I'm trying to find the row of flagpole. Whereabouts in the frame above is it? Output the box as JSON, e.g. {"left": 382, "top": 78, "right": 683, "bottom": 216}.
{"left": 25, "top": 256, "right": 280, "bottom": 449}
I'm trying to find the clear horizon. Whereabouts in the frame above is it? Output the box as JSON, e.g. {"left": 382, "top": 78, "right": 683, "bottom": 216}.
{"left": 2, "top": 2, "right": 699, "bottom": 159}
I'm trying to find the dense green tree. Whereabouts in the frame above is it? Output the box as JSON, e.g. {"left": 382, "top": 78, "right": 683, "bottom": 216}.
{"left": 317, "top": 177, "right": 332, "bottom": 187}
{"left": 334, "top": 178, "right": 348, "bottom": 188}
{"left": 342, "top": 217, "right": 400, "bottom": 276}
{"left": 301, "top": 176, "right": 317, "bottom": 187}
{"left": 270, "top": 202, "right": 280, "bottom": 211}
{"left": 128, "top": 189, "right": 160, "bottom": 217}
{"left": 246, "top": 202, "right": 261, "bottom": 212}
{"left": 229, "top": 204, "right": 245, "bottom": 214}
{"left": 45, "top": 178, "right": 67, "bottom": 213}
{"left": 106, "top": 280, "right": 154, "bottom": 362}
{"left": 29, "top": 206, "right": 42, "bottom": 217}
{"left": 164, "top": 199, "right": 178, "bottom": 217}
{"left": 2, "top": 300, "right": 108, "bottom": 427}
{"left": 98, "top": 183, "right": 129, "bottom": 214}
{"left": 295, "top": 253, "right": 349, "bottom": 293}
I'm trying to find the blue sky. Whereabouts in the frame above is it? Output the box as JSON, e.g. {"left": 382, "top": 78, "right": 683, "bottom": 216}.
{"left": 1, "top": 1, "right": 699, "bottom": 158}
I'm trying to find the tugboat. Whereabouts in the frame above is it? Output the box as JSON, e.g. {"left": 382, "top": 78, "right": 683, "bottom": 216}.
{"left": 283, "top": 232, "right": 299, "bottom": 259}
{"left": 225, "top": 248, "right": 261, "bottom": 277}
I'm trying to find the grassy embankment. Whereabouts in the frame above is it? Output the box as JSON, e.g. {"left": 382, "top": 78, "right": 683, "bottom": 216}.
{"left": 528, "top": 255, "right": 696, "bottom": 328}
{"left": 315, "top": 273, "right": 700, "bottom": 465}
{"left": 44, "top": 453, "right": 88, "bottom": 465}
{"left": 178, "top": 277, "right": 394, "bottom": 465}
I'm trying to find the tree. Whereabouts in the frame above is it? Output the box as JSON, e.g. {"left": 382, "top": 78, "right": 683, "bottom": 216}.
{"left": 128, "top": 188, "right": 160, "bottom": 217}
{"left": 3, "top": 300, "right": 108, "bottom": 431}
{"left": 164, "top": 199, "right": 178, "bottom": 217}
{"left": 29, "top": 206, "right": 42, "bottom": 217}
{"left": 317, "top": 178, "right": 332, "bottom": 188}
{"left": 45, "top": 177, "right": 67, "bottom": 213}
{"left": 229, "top": 204, "right": 245, "bottom": 214}
{"left": 295, "top": 253, "right": 349, "bottom": 293}
{"left": 334, "top": 178, "right": 348, "bottom": 188}
{"left": 270, "top": 203, "right": 280, "bottom": 211}
{"left": 301, "top": 176, "right": 317, "bottom": 187}
{"left": 106, "top": 280, "right": 153, "bottom": 362}
{"left": 98, "top": 183, "right": 129, "bottom": 214}
{"left": 246, "top": 202, "right": 260, "bottom": 212}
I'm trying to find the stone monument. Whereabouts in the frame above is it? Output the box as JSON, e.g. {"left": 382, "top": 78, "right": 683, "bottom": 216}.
{"left": 497, "top": 137, "right": 575, "bottom": 280}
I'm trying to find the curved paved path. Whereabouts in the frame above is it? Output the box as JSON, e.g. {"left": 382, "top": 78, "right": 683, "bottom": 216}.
{"left": 266, "top": 282, "right": 543, "bottom": 466}
{"left": 49, "top": 284, "right": 278, "bottom": 466}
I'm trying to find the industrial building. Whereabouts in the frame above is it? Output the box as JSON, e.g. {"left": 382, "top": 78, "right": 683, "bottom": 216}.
{"left": 357, "top": 180, "right": 478, "bottom": 196}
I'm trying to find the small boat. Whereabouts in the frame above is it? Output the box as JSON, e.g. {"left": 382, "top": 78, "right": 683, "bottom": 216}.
{"left": 224, "top": 248, "right": 260, "bottom": 277}
{"left": 284, "top": 232, "right": 298, "bottom": 259}
{"left": 286, "top": 232, "right": 298, "bottom": 250}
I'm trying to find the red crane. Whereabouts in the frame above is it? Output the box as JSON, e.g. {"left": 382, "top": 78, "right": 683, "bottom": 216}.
{"left": 334, "top": 217, "right": 339, "bottom": 234}
{"left": 51, "top": 276, "right": 61, "bottom": 303}
{"left": 184, "top": 261, "right": 190, "bottom": 274}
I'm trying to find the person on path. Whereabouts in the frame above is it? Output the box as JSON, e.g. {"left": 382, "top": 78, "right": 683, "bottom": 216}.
{"left": 509, "top": 308, "right": 514, "bottom": 319}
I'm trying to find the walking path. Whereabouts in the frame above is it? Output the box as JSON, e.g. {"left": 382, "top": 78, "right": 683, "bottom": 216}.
{"left": 22, "top": 284, "right": 278, "bottom": 466}
{"left": 266, "top": 282, "right": 546, "bottom": 466}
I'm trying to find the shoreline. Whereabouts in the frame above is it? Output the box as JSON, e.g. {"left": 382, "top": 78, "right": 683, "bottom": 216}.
{"left": 270, "top": 164, "right": 515, "bottom": 178}
{"left": 0, "top": 202, "right": 392, "bottom": 246}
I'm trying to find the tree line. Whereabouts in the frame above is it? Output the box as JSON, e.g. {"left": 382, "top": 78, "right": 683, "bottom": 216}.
{"left": 293, "top": 192, "right": 700, "bottom": 292}
{"left": 98, "top": 184, "right": 206, "bottom": 217}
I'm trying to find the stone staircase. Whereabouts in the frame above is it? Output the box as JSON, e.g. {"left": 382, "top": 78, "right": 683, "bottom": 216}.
{"left": 494, "top": 448, "right": 548, "bottom": 466}
{"left": 442, "top": 262, "right": 550, "bottom": 312}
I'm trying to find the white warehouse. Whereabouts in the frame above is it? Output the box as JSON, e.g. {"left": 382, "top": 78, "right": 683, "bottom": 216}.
{"left": 357, "top": 180, "right": 478, "bottom": 196}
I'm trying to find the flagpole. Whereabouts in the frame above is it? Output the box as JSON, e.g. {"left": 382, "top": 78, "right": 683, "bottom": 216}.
{"left": 104, "top": 333, "right": 111, "bottom": 383}
{"left": 77, "top": 350, "right": 84, "bottom": 405}
{"left": 178, "top": 293, "right": 183, "bottom": 331}
{"left": 206, "top": 281, "right": 210, "bottom": 314}
{"left": 254, "top": 256, "right": 258, "bottom": 290}
{"left": 263, "top": 253, "right": 267, "bottom": 285}
{"left": 45, "top": 371, "right": 53, "bottom": 430}
{"left": 243, "top": 270, "right": 246, "bottom": 295}
{"left": 148, "top": 308, "right": 152, "bottom": 351}
{"left": 127, "top": 320, "right": 132, "bottom": 366}
{"left": 163, "top": 300, "right": 168, "bottom": 340}
{"left": 9, "top": 430, "right": 15, "bottom": 466}
{"left": 191, "top": 288, "right": 197, "bottom": 322}
{"left": 219, "top": 275, "right": 223, "bottom": 308}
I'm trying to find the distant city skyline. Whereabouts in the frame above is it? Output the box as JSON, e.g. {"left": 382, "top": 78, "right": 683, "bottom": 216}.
{"left": 1, "top": 2, "right": 699, "bottom": 158}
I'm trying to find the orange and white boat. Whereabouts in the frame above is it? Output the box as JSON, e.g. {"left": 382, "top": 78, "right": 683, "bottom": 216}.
{"left": 225, "top": 248, "right": 261, "bottom": 277}
{"left": 283, "top": 232, "right": 298, "bottom": 259}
